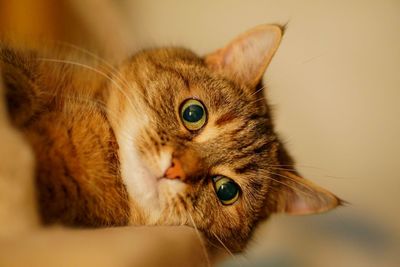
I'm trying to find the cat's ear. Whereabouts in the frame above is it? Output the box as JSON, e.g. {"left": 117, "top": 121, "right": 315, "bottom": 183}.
{"left": 205, "top": 24, "right": 282, "bottom": 88}
{"left": 274, "top": 170, "right": 341, "bottom": 215}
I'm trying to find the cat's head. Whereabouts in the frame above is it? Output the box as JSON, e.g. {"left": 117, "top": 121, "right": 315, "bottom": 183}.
{"left": 108, "top": 24, "right": 340, "bottom": 252}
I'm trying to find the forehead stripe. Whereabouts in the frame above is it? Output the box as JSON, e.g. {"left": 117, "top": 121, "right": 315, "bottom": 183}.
{"left": 215, "top": 111, "right": 239, "bottom": 126}
{"left": 235, "top": 162, "right": 259, "bottom": 174}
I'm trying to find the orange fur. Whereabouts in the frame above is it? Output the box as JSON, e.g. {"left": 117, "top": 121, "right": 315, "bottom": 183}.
{"left": 1, "top": 24, "right": 340, "bottom": 253}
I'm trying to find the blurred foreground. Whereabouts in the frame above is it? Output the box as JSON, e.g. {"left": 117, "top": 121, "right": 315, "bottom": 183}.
{"left": 0, "top": 1, "right": 399, "bottom": 266}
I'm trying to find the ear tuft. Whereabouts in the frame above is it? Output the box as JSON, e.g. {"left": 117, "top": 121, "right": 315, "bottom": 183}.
{"left": 205, "top": 24, "right": 282, "bottom": 89}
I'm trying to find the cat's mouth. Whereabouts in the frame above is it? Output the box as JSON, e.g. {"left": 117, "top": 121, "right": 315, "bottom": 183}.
{"left": 134, "top": 155, "right": 188, "bottom": 215}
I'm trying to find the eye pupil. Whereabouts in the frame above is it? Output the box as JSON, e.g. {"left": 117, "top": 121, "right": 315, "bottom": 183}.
{"left": 180, "top": 99, "right": 207, "bottom": 131}
{"left": 213, "top": 176, "right": 240, "bottom": 205}
{"left": 183, "top": 104, "right": 204, "bottom": 123}
{"left": 216, "top": 180, "right": 239, "bottom": 202}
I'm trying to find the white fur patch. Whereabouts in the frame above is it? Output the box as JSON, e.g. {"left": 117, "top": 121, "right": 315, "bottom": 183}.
{"left": 116, "top": 112, "right": 163, "bottom": 221}
{"left": 113, "top": 107, "right": 187, "bottom": 224}
{"left": 158, "top": 149, "right": 172, "bottom": 177}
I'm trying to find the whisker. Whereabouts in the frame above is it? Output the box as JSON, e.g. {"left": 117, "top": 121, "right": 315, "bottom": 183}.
{"left": 36, "top": 58, "right": 139, "bottom": 114}
{"left": 249, "top": 97, "right": 266, "bottom": 105}
{"left": 163, "top": 191, "right": 174, "bottom": 224}
{"left": 322, "top": 174, "right": 359, "bottom": 180}
{"left": 269, "top": 165, "right": 356, "bottom": 180}
{"left": 176, "top": 195, "right": 187, "bottom": 226}
{"left": 51, "top": 40, "right": 121, "bottom": 75}
{"left": 212, "top": 232, "right": 243, "bottom": 267}
{"left": 192, "top": 206, "right": 206, "bottom": 220}
{"left": 249, "top": 84, "right": 266, "bottom": 97}
{"left": 269, "top": 163, "right": 326, "bottom": 171}
{"left": 268, "top": 170, "right": 314, "bottom": 190}
{"left": 268, "top": 166, "right": 298, "bottom": 172}
{"left": 188, "top": 213, "right": 211, "bottom": 267}
{"left": 34, "top": 91, "right": 135, "bottom": 141}
{"left": 191, "top": 206, "right": 226, "bottom": 251}
{"left": 40, "top": 41, "right": 135, "bottom": 96}
{"left": 265, "top": 171, "right": 315, "bottom": 199}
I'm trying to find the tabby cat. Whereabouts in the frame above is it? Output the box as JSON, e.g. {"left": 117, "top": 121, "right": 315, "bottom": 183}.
{"left": 0, "top": 24, "right": 340, "bottom": 252}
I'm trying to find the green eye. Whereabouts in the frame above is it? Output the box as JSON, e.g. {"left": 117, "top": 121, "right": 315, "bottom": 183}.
{"left": 213, "top": 176, "right": 240, "bottom": 205}
{"left": 180, "top": 99, "right": 207, "bottom": 131}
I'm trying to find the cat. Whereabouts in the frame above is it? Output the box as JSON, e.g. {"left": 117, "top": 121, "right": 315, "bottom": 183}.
{"left": 0, "top": 24, "right": 341, "bottom": 253}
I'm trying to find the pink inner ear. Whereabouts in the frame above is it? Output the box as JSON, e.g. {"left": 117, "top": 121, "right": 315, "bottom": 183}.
{"left": 286, "top": 194, "right": 322, "bottom": 215}
{"left": 287, "top": 197, "right": 311, "bottom": 215}
{"left": 205, "top": 24, "right": 282, "bottom": 88}
{"left": 279, "top": 171, "right": 340, "bottom": 216}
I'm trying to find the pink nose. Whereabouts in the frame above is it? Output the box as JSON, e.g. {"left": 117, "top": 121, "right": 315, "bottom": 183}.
{"left": 164, "top": 158, "right": 186, "bottom": 180}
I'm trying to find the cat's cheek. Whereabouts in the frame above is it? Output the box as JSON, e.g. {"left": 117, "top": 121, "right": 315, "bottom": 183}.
{"left": 156, "top": 179, "right": 188, "bottom": 224}
{"left": 157, "top": 179, "right": 187, "bottom": 204}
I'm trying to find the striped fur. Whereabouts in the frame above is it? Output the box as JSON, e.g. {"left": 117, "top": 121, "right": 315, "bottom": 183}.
{"left": 0, "top": 25, "right": 339, "bottom": 252}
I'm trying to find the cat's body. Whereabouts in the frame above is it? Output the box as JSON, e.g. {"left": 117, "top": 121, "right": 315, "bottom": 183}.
{"left": 1, "top": 47, "right": 131, "bottom": 226}
{"left": 0, "top": 25, "right": 340, "bottom": 252}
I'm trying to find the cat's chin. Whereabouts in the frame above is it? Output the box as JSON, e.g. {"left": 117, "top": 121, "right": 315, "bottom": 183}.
{"left": 157, "top": 177, "right": 186, "bottom": 188}
{"left": 157, "top": 178, "right": 187, "bottom": 203}
{"left": 135, "top": 178, "right": 186, "bottom": 225}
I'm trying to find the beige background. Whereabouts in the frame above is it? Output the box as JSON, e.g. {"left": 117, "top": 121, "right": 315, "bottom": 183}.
{"left": 1, "top": 0, "right": 399, "bottom": 266}
{"left": 118, "top": 0, "right": 400, "bottom": 266}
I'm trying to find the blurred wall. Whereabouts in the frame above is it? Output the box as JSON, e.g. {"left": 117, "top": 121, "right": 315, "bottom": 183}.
{"left": 1, "top": 0, "right": 398, "bottom": 266}
{"left": 0, "top": 0, "right": 135, "bottom": 60}
{"left": 120, "top": 0, "right": 400, "bottom": 266}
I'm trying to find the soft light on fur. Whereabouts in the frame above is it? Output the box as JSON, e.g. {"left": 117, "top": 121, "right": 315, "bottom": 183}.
{"left": 1, "top": 24, "right": 341, "bottom": 253}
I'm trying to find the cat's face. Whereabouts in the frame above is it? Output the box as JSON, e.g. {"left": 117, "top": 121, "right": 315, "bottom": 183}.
{"left": 108, "top": 25, "right": 340, "bottom": 252}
